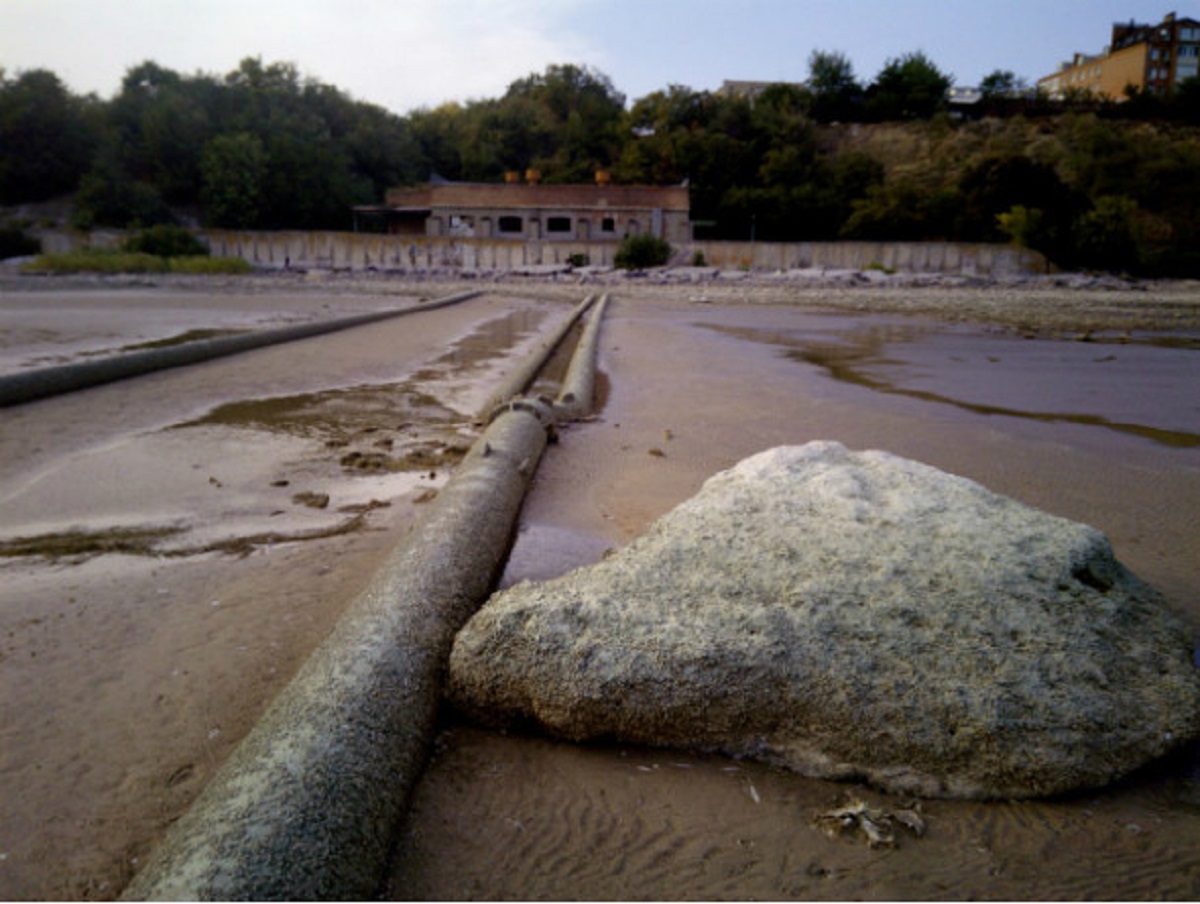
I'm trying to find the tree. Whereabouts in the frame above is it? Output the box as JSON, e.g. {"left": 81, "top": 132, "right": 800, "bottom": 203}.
{"left": 956, "top": 153, "right": 1081, "bottom": 242}
{"left": 0, "top": 69, "right": 98, "bottom": 203}
{"left": 866, "top": 52, "right": 952, "bottom": 120}
{"left": 1072, "top": 195, "right": 1140, "bottom": 271}
{"left": 980, "top": 70, "right": 1019, "bottom": 99}
{"left": 199, "top": 132, "right": 266, "bottom": 228}
{"left": 502, "top": 64, "right": 626, "bottom": 181}
{"left": 808, "top": 50, "right": 862, "bottom": 122}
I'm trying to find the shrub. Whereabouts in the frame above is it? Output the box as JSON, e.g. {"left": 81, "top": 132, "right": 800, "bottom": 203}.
{"left": 123, "top": 225, "right": 209, "bottom": 257}
{"left": 691, "top": 250, "right": 707, "bottom": 266}
{"left": 567, "top": 252, "right": 589, "bottom": 268}
{"left": 614, "top": 234, "right": 671, "bottom": 270}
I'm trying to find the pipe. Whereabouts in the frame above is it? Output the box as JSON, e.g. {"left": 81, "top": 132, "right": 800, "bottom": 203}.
{"left": 0, "top": 290, "right": 481, "bottom": 408}
{"left": 477, "top": 292, "right": 598, "bottom": 421}
{"left": 120, "top": 296, "right": 608, "bottom": 901}
{"left": 554, "top": 293, "right": 610, "bottom": 419}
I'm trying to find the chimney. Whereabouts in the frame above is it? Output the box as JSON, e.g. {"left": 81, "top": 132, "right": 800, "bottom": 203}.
{"left": 524, "top": 168, "right": 541, "bottom": 185}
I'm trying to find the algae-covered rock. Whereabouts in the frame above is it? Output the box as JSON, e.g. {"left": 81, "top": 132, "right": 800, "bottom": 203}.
{"left": 449, "top": 442, "right": 1200, "bottom": 799}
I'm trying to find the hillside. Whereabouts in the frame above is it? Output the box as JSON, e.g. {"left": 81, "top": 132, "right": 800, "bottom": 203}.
{"left": 3, "top": 60, "right": 1200, "bottom": 275}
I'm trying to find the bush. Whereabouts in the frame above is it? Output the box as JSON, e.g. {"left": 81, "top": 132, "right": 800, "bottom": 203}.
{"left": 614, "top": 234, "right": 671, "bottom": 270}
{"left": 123, "top": 225, "right": 209, "bottom": 257}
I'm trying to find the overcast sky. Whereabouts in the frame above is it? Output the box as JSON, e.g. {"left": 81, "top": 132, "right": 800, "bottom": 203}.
{"left": 0, "top": 0, "right": 1179, "bottom": 112}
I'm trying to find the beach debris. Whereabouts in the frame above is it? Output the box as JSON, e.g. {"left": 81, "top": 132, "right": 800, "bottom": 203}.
{"left": 292, "top": 491, "right": 330, "bottom": 510}
{"left": 813, "top": 798, "right": 926, "bottom": 848}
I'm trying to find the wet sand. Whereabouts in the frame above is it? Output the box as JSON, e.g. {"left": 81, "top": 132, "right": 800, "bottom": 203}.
{"left": 394, "top": 290, "right": 1200, "bottom": 901}
{"left": 0, "top": 277, "right": 1198, "bottom": 899}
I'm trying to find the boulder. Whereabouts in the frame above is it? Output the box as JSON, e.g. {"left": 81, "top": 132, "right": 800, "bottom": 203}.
{"left": 448, "top": 442, "right": 1200, "bottom": 799}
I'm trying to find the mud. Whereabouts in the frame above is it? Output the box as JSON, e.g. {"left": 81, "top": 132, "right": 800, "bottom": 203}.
{"left": 393, "top": 292, "right": 1200, "bottom": 901}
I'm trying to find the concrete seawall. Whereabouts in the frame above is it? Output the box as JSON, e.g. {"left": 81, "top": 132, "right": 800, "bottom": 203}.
{"left": 31, "top": 228, "right": 1051, "bottom": 277}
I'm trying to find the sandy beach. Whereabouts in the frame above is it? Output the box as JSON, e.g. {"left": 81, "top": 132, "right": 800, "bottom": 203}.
{"left": 1, "top": 273, "right": 1198, "bottom": 899}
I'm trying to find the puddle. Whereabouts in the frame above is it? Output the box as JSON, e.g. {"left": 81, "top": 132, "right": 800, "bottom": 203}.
{"left": 499, "top": 522, "right": 616, "bottom": 589}
{"left": 708, "top": 322, "right": 1200, "bottom": 449}
{"left": 411, "top": 306, "right": 550, "bottom": 382}
{"left": 180, "top": 383, "right": 459, "bottom": 443}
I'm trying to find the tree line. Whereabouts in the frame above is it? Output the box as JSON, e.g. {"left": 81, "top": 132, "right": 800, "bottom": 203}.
{"left": 3, "top": 52, "right": 1200, "bottom": 274}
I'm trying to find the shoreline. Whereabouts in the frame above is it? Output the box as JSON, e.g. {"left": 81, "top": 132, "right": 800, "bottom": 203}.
{"left": 5, "top": 267, "right": 1200, "bottom": 335}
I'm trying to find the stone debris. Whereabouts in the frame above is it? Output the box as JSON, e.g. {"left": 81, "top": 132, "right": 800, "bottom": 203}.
{"left": 813, "top": 797, "right": 927, "bottom": 848}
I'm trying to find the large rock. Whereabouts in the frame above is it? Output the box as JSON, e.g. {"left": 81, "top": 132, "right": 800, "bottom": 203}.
{"left": 449, "top": 442, "right": 1200, "bottom": 799}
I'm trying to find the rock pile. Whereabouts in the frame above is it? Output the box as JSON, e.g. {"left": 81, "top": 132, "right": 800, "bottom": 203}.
{"left": 449, "top": 442, "right": 1200, "bottom": 799}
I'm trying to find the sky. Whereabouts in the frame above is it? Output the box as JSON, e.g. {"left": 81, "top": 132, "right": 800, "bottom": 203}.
{"left": 0, "top": 0, "right": 1184, "bottom": 113}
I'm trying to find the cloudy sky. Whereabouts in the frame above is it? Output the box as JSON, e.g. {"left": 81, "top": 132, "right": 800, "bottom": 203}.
{"left": 0, "top": 0, "right": 1177, "bottom": 111}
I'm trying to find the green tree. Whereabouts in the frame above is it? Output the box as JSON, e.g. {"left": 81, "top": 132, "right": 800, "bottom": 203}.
{"left": 199, "top": 132, "right": 266, "bottom": 228}
{"left": 808, "top": 50, "right": 862, "bottom": 122}
{"left": 956, "top": 153, "right": 1081, "bottom": 243}
{"left": 866, "top": 52, "right": 952, "bottom": 120}
{"left": 980, "top": 70, "right": 1019, "bottom": 99}
{"left": 1073, "top": 195, "right": 1140, "bottom": 271}
{"left": 0, "top": 68, "right": 98, "bottom": 203}
{"left": 502, "top": 64, "right": 626, "bottom": 181}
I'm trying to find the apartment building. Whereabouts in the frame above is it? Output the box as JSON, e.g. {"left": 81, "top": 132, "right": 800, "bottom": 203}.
{"left": 1038, "top": 11, "right": 1200, "bottom": 100}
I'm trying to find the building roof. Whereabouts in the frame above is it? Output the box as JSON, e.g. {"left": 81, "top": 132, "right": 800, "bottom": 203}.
{"left": 383, "top": 181, "right": 690, "bottom": 212}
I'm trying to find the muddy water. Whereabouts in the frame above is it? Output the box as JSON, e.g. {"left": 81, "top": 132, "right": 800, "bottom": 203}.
{"left": 392, "top": 297, "right": 1200, "bottom": 901}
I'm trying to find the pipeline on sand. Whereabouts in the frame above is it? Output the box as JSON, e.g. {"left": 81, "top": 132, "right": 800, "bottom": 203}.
{"left": 121, "top": 294, "right": 610, "bottom": 901}
{"left": 0, "top": 290, "right": 481, "bottom": 408}
{"left": 477, "top": 292, "right": 599, "bottom": 422}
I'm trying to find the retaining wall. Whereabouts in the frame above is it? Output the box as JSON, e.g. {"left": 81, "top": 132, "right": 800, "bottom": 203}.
{"left": 31, "top": 228, "right": 1052, "bottom": 276}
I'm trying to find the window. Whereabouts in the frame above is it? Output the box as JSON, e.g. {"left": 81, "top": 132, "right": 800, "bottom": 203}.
{"left": 498, "top": 216, "right": 523, "bottom": 234}
{"left": 546, "top": 216, "right": 572, "bottom": 233}
{"left": 600, "top": 217, "right": 616, "bottom": 233}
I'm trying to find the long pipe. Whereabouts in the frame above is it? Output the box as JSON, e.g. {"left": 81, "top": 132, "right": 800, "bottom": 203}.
{"left": 477, "top": 292, "right": 598, "bottom": 421}
{"left": 120, "top": 296, "right": 607, "bottom": 901}
{"left": 555, "top": 293, "right": 610, "bottom": 419}
{"left": 0, "top": 289, "right": 481, "bottom": 407}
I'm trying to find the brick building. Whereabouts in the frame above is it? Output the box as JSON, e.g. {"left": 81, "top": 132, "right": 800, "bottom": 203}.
{"left": 1038, "top": 10, "right": 1200, "bottom": 100}
{"left": 354, "top": 174, "right": 692, "bottom": 243}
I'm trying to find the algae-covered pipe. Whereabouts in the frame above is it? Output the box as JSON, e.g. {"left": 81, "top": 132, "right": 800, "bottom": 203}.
{"left": 121, "top": 401, "right": 555, "bottom": 901}
{"left": 477, "top": 292, "right": 597, "bottom": 421}
{"left": 0, "top": 289, "right": 480, "bottom": 408}
{"left": 120, "top": 294, "right": 609, "bottom": 901}
{"left": 555, "top": 293, "right": 610, "bottom": 419}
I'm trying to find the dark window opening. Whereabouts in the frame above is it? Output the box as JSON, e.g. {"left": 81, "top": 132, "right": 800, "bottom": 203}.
{"left": 601, "top": 217, "right": 616, "bottom": 233}
{"left": 547, "top": 216, "right": 572, "bottom": 233}
{"left": 498, "top": 216, "right": 523, "bottom": 234}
